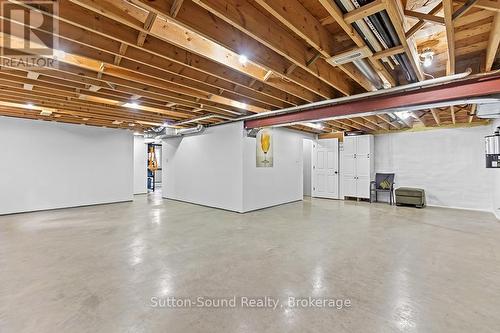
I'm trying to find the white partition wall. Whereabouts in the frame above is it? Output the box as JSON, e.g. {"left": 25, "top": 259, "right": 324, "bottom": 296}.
{"left": 0, "top": 117, "right": 134, "bottom": 215}
{"left": 242, "top": 128, "right": 305, "bottom": 212}
{"left": 133, "top": 136, "right": 147, "bottom": 195}
{"left": 162, "top": 122, "right": 244, "bottom": 212}
{"left": 162, "top": 122, "right": 310, "bottom": 213}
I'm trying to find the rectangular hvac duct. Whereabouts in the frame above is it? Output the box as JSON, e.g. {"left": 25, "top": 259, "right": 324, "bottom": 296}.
{"left": 326, "top": 47, "right": 373, "bottom": 66}
{"left": 476, "top": 102, "right": 500, "bottom": 118}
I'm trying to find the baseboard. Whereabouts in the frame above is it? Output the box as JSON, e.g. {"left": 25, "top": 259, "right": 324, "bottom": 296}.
{"left": 163, "top": 196, "right": 244, "bottom": 214}
{"left": 426, "top": 204, "right": 493, "bottom": 214}
{"left": 164, "top": 196, "right": 303, "bottom": 214}
{"left": 0, "top": 199, "right": 134, "bottom": 216}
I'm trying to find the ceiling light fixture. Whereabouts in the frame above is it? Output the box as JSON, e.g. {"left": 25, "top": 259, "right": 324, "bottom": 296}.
{"left": 124, "top": 102, "right": 140, "bottom": 109}
{"left": 53, "top": 49, "right": 66, "bottom": 60}
{"left": 395, "top": 111, "right": 412, "bottom": 120}
{"left": 420, "top": 49, "right": 434, "bottom": 68}
{"left": 26, "top": 103, "right": 35, "bottom": 109}
{"left": 239, "top": 54, "right": 248, "bottom": 65}
{"left": 302, "top": 122, "right": 324, "bottom": 130}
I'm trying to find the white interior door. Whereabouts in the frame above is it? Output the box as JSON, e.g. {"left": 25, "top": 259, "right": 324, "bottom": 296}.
{"left": 313, "top": 139, "right": 339, "bottom": 199}
{"left": 342, "top": 137, "right": 356, "bottom": 197}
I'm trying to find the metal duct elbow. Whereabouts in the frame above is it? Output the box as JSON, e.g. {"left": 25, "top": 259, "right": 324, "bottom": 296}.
{"left": 154, "top": 125, "right": 205, "bottom": 139}
{"left": 353, "top": 59, "right": 385, "bottom": 89}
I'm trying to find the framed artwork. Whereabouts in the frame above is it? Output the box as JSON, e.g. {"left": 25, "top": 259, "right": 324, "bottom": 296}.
{"left": 256, "top": 128, "right": 273, "bottom": 167}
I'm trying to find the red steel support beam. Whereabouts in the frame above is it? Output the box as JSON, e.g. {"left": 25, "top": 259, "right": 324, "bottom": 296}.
{"left": 245, "top": 74, "right": 500, "bottom": 128}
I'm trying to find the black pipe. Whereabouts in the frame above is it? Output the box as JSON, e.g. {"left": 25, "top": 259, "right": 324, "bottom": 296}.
{"left": 338, "top": 0, "right": 418, "bottom": 83}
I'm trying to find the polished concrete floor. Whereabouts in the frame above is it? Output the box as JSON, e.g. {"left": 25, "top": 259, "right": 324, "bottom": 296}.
{"left": 1, "top": 193, "right": 500, "bottom": 333}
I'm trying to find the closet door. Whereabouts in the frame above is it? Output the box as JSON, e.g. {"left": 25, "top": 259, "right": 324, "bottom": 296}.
{"left": 356, "top": 175, "right": 370, "bottom": 199}
{"left": 342, "top": 137, "right": 357, "bottom": 197}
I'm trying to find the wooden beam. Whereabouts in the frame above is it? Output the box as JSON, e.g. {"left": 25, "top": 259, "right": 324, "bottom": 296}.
{"left": 320, "top": 16, "right": 335, "bottom": 26}
{"left": 406, "top": 3, "right": 443, "bottom": 38}
{"left": 486, "top": 13, "right": 500, "bottom": 71}
{"left": 372, "top": 46, "right": 405, "bottom": 60}
{"left": 170, "top": 0, "right": 185, "bottom": 18}
{"left": 363, "top": 115, "right": 389, "bottom": 130}
{"left": 381, "top": 0, "right": 424, "bottom": 80}
{"left": 451, "top": 106, "right": 456, "bottom": 124}
{"left": 318, "top": 0, "right": 396, "bottom": 88}
{"left": 2, "top": 2, "right": 303, "bottom": 109}
{"left": 430, "top": 109, "right": 441, "bottom": 125}
{"left": 73, "top": 0, "right": 319, "bottom": 103}
{"left": 191, "top": 0, "right": 354, "bottom": 97}
{"left": 473, "top": 0, "right": 500, "bottom": 12}
{"left": 113, "top": 43, "right": 128, "bottom": 66}
{"left": 443, "top": 0, "right": 456, "bottom": 75}
{"left": 377, "top": 114, "right": 402, "bottom": 129}
{"left": 404, "top": 10, "right": 445, "bottom": 24}
{"left": 468, "top": 104, "right": 477, "bottom": 123}
{"left": 453, "top": 0, "right": 478, "bottom": 20}
{"left": 254, "top": 0, "right": 376, "bottom": 92}
{"left": 319, "top": 132, "right": 344, "bottom": 141}
{"left": 130, "top": 0, "right": 336, "bottom": 100}
{"left": 351, "top": 118, "right": 378, "bottom": 131}
{"left": 344, "top": 0, "right": 386, "bottom": 24}
{"left": 136, "top": 12, "right": 157, "bottom": 47}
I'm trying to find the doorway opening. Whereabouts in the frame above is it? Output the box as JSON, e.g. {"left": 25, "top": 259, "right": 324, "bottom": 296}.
{"left": 147, "top": 143, "right": 162, "bottom": 193}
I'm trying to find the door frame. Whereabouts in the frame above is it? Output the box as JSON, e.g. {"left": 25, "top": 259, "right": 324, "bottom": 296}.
{"left": 312, "top": 138, "right": 340, "bottom": 200}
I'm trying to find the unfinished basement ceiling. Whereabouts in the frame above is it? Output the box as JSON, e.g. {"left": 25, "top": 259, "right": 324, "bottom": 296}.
{"left": 0, "top": 0, "right": 498, "bottom": 135}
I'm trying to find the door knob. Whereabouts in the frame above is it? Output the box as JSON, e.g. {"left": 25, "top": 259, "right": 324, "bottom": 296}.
{"left": 334, "top": 171, "right": 338, "bottom": 174}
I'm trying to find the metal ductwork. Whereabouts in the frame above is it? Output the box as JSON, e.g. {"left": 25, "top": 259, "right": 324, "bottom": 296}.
{"left": 353, "top": 59, "right": 385, "bottom": 89}
{"left": 144, "top": 114, "right": 232, "bottom": 139}
{"left": 150, "top": 124, "right": 205, "bottom": 140}
{"left": 334, "top": 0, "right": 419, "bottom": 85}
{"left": 476, "top": 102, "right": 500, "bottom": 119}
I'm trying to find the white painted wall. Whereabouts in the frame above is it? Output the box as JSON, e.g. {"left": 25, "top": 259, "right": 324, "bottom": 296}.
{"left": 242, "top": 128, "right": 306, "bottom": 212}
{"left": 162, "top": 122, "right": 310, "bottom": 213}
{"left": 162, "top": 122, "right": 244, "bottom": 212}
{"left": 0, "top": 117, "right": 133, "bottom": 215}
{"left": 375, "top": 126, "right": 492, "bottom": 212}
{"left": 303, "top": 139, "right": 313, "bottom": 196}
{"left": 133, "top": 136, "right": 147, "bottom": 195}
{"left": 490, "top": 119, "right": 500, "bottom": 219}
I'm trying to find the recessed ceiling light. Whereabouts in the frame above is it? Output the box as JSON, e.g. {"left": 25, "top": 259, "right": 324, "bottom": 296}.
{"left": 26, "top": 103, "right": 35, "bottom": 109}
{"left": 234, "top": 101, "right": 247, "bottom": 110}
{"left": 27, "top": 71, "right": 40, "bottom": 80}
{"left": 54, "top": 49, "right": 66, "bottom": 59}
{"left": 124, "top": 102, "right": 140, "bottom": 109}
{"left": 239, "top": 55, "right": 248, "bottom": 65}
